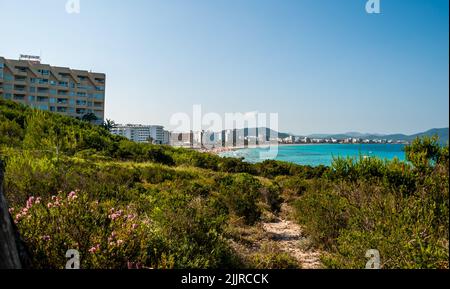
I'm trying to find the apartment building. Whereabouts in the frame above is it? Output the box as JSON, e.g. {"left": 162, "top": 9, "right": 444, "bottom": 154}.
{"left": 0, "top": 55, "right": 106, "bottom": 124}
{"left": 111, "top": 124, "right": 170, "bottom": 144}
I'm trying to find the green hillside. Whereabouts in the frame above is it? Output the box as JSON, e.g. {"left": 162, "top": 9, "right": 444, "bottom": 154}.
{"left": 0, "top": 99, "right": 448, "bottom": 269}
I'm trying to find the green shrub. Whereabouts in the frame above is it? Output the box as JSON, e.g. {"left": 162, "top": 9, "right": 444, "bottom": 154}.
{"left": 216, "top": 174, "right": 262, "bottom": 225}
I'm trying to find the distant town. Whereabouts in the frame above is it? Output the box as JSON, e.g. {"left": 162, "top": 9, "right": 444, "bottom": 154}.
{"left": 110, "top": 125, "right": 410, "bottom": 149}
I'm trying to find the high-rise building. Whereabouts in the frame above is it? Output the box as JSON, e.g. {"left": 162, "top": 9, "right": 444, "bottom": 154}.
{"left": 0, "top": 55, "right": 106, "bottom": 124}
{"left": 111, "top": 124, "right": 169, "bottom": 144}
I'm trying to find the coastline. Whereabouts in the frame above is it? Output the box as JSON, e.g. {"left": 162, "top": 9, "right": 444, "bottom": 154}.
{"left": 194, "top": 142, "right": 407, "bottom": 155}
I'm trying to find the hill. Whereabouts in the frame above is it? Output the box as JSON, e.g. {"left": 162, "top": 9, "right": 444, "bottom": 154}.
{"left": 306, "top": 128, "right": 449, "bottom": 143}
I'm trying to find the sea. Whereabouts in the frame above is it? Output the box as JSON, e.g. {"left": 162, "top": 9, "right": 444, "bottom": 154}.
{"left": 219, "top": 144, "right": 407, "bottom": 167}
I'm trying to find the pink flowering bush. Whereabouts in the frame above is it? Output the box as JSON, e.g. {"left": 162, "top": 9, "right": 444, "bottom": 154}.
{"left": 12, "top": 190, "right": 171, "bottom": 269}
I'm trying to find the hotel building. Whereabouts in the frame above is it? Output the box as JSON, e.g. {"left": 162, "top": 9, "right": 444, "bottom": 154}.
{"left": 0, "top": 56, "right": 106, "bottom": 124}
{"left": 111, "top": 124, "right": 170, "bottom": 145}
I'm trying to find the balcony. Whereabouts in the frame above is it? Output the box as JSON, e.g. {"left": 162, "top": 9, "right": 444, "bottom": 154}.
{"left": 14, "top": 77, "right": 27, "bottom": 83}
{"left": 13, "top": 94, "right": 26, "bottom": 101}
{"left": 14, "top": 86, "right": 27, "bottom": 92}
{"left": 57, "top": 98, "right": 69, "bottom": 105}
{"left": 37, "top": 96, "right": 49, "bottom": 102}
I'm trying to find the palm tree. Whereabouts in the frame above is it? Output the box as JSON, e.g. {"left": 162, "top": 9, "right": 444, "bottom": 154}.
{"left": 103, "top": 119, "right": 116, "bottom": 131}
{"left": 81, "top": 113, "right": 98, "bottom": 123}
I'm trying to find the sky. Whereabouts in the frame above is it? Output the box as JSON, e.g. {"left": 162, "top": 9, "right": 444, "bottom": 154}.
{"left": 0, "top": 0, "right": 448, "bottom": 135}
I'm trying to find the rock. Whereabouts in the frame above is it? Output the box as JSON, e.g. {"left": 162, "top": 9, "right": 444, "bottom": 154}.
{"left": 0, "top": 160, "right": 31, "bottom": 269}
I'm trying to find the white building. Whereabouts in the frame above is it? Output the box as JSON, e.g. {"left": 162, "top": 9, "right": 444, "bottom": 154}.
{"left": 163, "top": 130, "right": 170, "bottom": 145}
{"left": 111, "top": 124, "right": 167, "bottom": 144}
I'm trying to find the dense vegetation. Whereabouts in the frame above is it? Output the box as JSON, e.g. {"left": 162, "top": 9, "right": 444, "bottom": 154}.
{"left": 0, "top": 99, "right": 448, "bottom": 269}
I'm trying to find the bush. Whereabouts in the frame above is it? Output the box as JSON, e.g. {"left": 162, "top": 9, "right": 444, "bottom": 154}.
{"left": 216, "top": 174, "right": 262, "bottom": 225}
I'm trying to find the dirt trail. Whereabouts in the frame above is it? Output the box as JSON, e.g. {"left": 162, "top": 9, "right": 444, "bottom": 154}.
{"left": 262, "top": 207, "right": 322, "bottom": 269}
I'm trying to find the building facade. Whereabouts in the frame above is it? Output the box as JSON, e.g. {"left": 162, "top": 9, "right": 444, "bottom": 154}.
{"left": 111, "top": 124, "right": 169, "bottom": 144}
{"left": 0, "top": 56, "right": 106, "bottom": 124}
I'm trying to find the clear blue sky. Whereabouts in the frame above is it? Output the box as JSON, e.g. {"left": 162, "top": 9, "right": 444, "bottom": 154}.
{"left": 1, "top": 0, "right": 448, "bottom": 135}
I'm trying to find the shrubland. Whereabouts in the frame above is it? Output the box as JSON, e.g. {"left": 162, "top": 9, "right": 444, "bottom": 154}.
{"left": 0, "top": 99, "right": 448, "bottom": 269}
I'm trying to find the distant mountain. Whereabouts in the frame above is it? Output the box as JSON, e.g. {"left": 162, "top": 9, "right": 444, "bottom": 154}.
{"left": 306, "top": 128, "right": 449, "bottom": 144}
{"left": 218, "top": 127, "right": 449, "bottom": 144}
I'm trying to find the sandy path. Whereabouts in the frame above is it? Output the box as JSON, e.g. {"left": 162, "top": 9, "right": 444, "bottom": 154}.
{"left": 262, "top": 216, "right": 322, "bottom": 269}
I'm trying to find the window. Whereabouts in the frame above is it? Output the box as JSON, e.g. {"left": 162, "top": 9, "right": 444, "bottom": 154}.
{"left": 58, "top": 81, "right": 68, "bottom": 87}
{"left": 77, "top": 92, "right": 87, "bottom": 97}
{"left": 28, "top": 96, "right": 35, "bottom": 102}
{"left": 4, "top": 74, "right": 13, "bottom": 81}
{"left": 38, "top": 69, "right": 50, "bottom": 76}
{"left": 37, "top": 88, "right": 49, "bottom": 93}
{"left": 95, "top": 86, "right": 105, "bottom": 91}
{"left": 37, "top": 96, "right": 48, "bottom": 102}
{"left": 93, "top": 93, "right": 104, "bottom": 100}
{"left": 3, "top": 84, "right": 13, "bottom": 91}
{"left": 16, "top": 67, "right": 27, "bottom": 73}
{"left": 50, "top": 106, "right": 56, "bottom": 112}
{"left": 69, "top": 99, "right": 75, "bottom": 105}
{"left": 0, "top": 63, "right": 4, "bottom": 69}
{"left": 49, "top": 89, "right": 57, "bottom": 95}
{"left": 78, "top": 85, "right": 94, "bottom": 90}
{"left": 50, "top": 80, "right": 57, "bottom": 86}
{"left": 39, "top": 105, "right": 49, "bottom": 111}
{"left": 39, "top": 79, "right": 49, "bottom": 84}
{"left": 50, "top": 98, "right": 56, "bottom": 104}
{"left": 4, "top": 93, "right": 12, "bottom": 100}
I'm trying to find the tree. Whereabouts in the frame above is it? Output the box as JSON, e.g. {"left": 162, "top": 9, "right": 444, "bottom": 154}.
{"left": 81, "top": 113, "right": 98, "bottom": 123}
{"left": 102, "top": 119, "right": 116, "bottom": 132}
{"left": 146, "top": 136, "right": 155, "bottom": 144}
{"left": 404, "top": 135, "right": 443, "bottom": 172}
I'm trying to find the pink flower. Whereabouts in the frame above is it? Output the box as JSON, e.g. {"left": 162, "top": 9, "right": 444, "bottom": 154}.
{"left": 42, "top": 235, "right": 51, "bottom": 242}
{"left": 47, "top": 203, "right": 53, "bottom": 208}
{"left": 26, "top": 196, "right": 35, "bottom": 209}
{"left": 8, "top": 208, "right": 14, "bottom": 214}
{"left": 68, "top": 191, "right": 78, "bottom": 201}
{"left": 131, "top": 224, "right": 138, "bottom": 230}
{"left": 116, "top": 240, "right": 124, "bottom": 245}
{"left": 88, "top": 244, "right": 100, "bottom": 254}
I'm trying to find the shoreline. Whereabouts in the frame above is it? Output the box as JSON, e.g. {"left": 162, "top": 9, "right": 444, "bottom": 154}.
{"left": 192, "top": 142, "right": 408, "bottom": 155}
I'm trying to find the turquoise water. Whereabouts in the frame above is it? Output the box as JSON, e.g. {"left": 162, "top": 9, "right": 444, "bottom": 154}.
{"left": 219, "top": 144, "right": 407, "bottom": 167}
